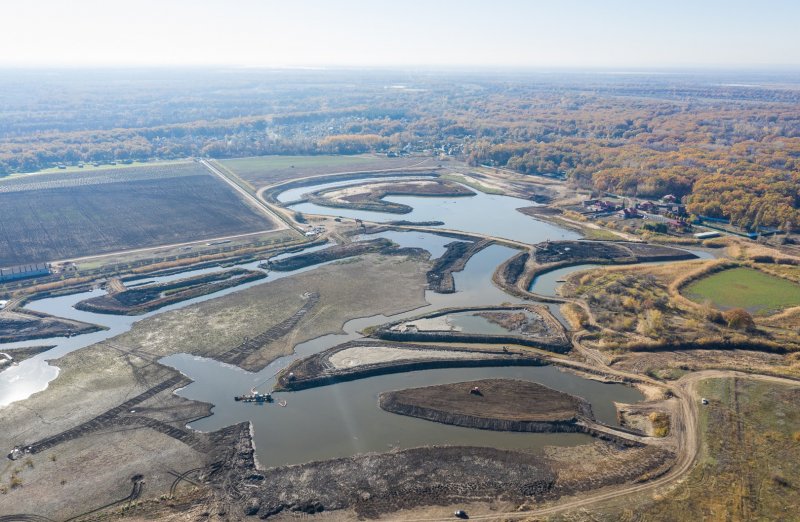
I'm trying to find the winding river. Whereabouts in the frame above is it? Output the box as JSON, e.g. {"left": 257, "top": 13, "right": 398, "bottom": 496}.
{"left": 1, "top": 179, "right": 649, "bottom": 468}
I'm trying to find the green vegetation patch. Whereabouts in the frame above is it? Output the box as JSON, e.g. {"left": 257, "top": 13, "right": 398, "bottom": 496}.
{"left": 684, "top": 267, "right": 800, "bottom": 315}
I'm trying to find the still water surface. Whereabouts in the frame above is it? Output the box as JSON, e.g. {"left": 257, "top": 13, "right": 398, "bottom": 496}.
{"left": 2, "top": 180, "right": 648, "bottom": 467}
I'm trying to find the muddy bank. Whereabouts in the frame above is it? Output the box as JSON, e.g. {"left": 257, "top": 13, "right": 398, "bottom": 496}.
{"left": 385, "top": 220, "right": 445, "bottom": 226}
{"left": 262, "top": 168, "right": 442, "bottom": 203}
{"left": 373, "top": 305, "right": 570, "bottom": 353}
{"left": 499, "top": 251, "right": 529, "bottom": 287}
{"left": 518, "top": 205, "right": 564, "bottom": 217}
{"left": 228, "top": 445, "right": 557, "bottom": 519}
{"left": 74, "top": 269, "right": 266, "bottom": 315}
{"left": 307, "top": 179, "right": 475, "bottom": 214}
{"left": 427, "top": 239, "right": 493, "bottom": 293}
{"left": 491, "top": 252, "right": 565, "bottom": 304}
{"left": 379, "top": 379, "right": 594, "bottom": 434}
{"left": 276, "top": 341, "right": 545, "bottom": 391}
{"left": 267, "top": 238, "right": 424, "bottom": 271}
{"left": 0, "top": 309, "right": 105, "bottom": 343}
{"left": 210, "top": 424, "right": 673, "bottom": 520}
{"left": 0, "top": 345, "right": 54, "bottom": 366}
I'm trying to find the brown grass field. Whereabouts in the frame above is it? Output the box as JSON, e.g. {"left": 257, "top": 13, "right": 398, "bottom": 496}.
{"left": 218, "top": 154, "right": 440, "bottom": 188}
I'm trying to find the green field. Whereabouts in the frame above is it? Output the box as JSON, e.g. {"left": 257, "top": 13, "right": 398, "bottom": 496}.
{"left": 13, "top": 159, "right": 188, "bottom": 177}
{"left": 220, "top": 154, "right": 436, "bottom": 188}
{"left": 685, "top": 267, "right": 800, "bottom": 315}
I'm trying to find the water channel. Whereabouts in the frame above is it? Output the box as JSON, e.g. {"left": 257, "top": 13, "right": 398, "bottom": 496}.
{"left": 288, "top": 176, "right": 582, "bottom": 244}
{"left": 2, "top": 179, "right": 649, "bottom": 467}
{"left": 528, "top": 248, "right": 717, "bottom": 297}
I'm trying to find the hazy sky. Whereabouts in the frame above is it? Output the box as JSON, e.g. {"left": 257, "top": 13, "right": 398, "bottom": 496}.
{"left": 3, "top": 0, "right": 799, "bottom": 69}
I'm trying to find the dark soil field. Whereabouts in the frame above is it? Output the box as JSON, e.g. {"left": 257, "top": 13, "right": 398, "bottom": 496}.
{"left": 0, "top": 163, "right": 277, "bottom": 266}
{"left": 381, "top": 379, "right": 591, "bottom": 425}
{"left": 217, "top": 432, "right": 672, "bottom": 520}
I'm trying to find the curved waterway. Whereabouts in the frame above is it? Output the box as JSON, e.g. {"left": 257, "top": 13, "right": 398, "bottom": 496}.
{"left": 2, "top": 179, "right": 646, "bottom": 468}
{"left": 164, "top": 359, "right": 642, "bottom": 468}
{"left": 529, "top": 247, "right": 718, "bottom": 297}
{"left": 0, "top": 244, "right": 347, "bottom": 407}
{"left": 276, "top": 175, "right": 437, "bottom": 203}
{"left": 287, "top": 181, "right": 581, "bottom": 244}
{"left": 0, "top": 234, "right": 518, "bottom": 407}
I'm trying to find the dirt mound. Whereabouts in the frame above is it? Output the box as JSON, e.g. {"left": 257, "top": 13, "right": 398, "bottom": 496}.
{"left": 238, "top": 446, "right": 557, "bottom": 519}
{"left": 380, "top": 378, "right": 593, "bottom": 432}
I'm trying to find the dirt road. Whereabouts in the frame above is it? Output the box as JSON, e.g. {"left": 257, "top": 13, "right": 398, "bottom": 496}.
{"left": 380, "top": 368, "right": 799, "bottom": 522}
{"left": 200, "top": 159, "right": 287, "bottom": 228}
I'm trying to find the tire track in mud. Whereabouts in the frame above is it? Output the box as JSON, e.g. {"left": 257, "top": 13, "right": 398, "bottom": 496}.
{"left": 12, "top": 374, "right": 186, "bottom": 456}
{"left": 217, "top": 292, "right": 320, "bottom": 366}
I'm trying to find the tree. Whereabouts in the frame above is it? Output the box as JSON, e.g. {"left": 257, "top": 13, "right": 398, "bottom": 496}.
{"left": 724, "top": 308, "right": 755, "bottom": 331}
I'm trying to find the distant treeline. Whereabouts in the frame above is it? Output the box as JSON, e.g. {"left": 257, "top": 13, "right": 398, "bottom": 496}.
{"left": 2, "top": 69, "right": 799, "bottom": 231}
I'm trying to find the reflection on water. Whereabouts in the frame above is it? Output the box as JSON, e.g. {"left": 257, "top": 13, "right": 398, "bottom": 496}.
{"left": 291, "top": 187, "right": 581, "bottom": 244}
{"left": 0, "top": 236, "right": 521, "bottom": 407}
{"left": 277, "top": 175, "right": 437, "bottom": 203}
{"left": 0, "top": 245, "right": 335, "bottom": 406}
{"left": 164, "top": 357, "right": 642, "bottom": 468}
{"left": 1, "top": 177, "right": 649, "bottom": 468}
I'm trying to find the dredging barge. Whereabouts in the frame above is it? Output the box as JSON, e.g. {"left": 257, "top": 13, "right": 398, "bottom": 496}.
{"left": 234, "top": 391, "right": 273, "bottom": 403}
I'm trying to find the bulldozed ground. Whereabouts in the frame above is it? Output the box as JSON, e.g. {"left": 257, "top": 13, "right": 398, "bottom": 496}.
{"left": 5, "top": 164, "right": 800, "bottom": 521}
{"left": 104, "top": 252, "right": 430, "bottom": 372}
{"left": 0, "top": 162, "right": 278, "bottom": 266}
{"left": 202, "top": 436, "right": 673, "bottom": 520}
{"left": 0, "top": 341, "right": 216, "bottom": 518}
{"left": 0, "top": 252, "right": 429, "bottom": 518}
{"left": 380, "top": 378, "right": 593, "bottom": 430}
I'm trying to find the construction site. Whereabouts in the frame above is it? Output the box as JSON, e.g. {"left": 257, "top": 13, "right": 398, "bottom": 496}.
{"left": 0, "top": 156, "right": 798, "bottom": 522}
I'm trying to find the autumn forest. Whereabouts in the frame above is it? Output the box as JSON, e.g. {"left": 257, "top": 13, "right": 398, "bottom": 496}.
{"left": 1, "top": 69, "right": 798, "bottom": 231}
